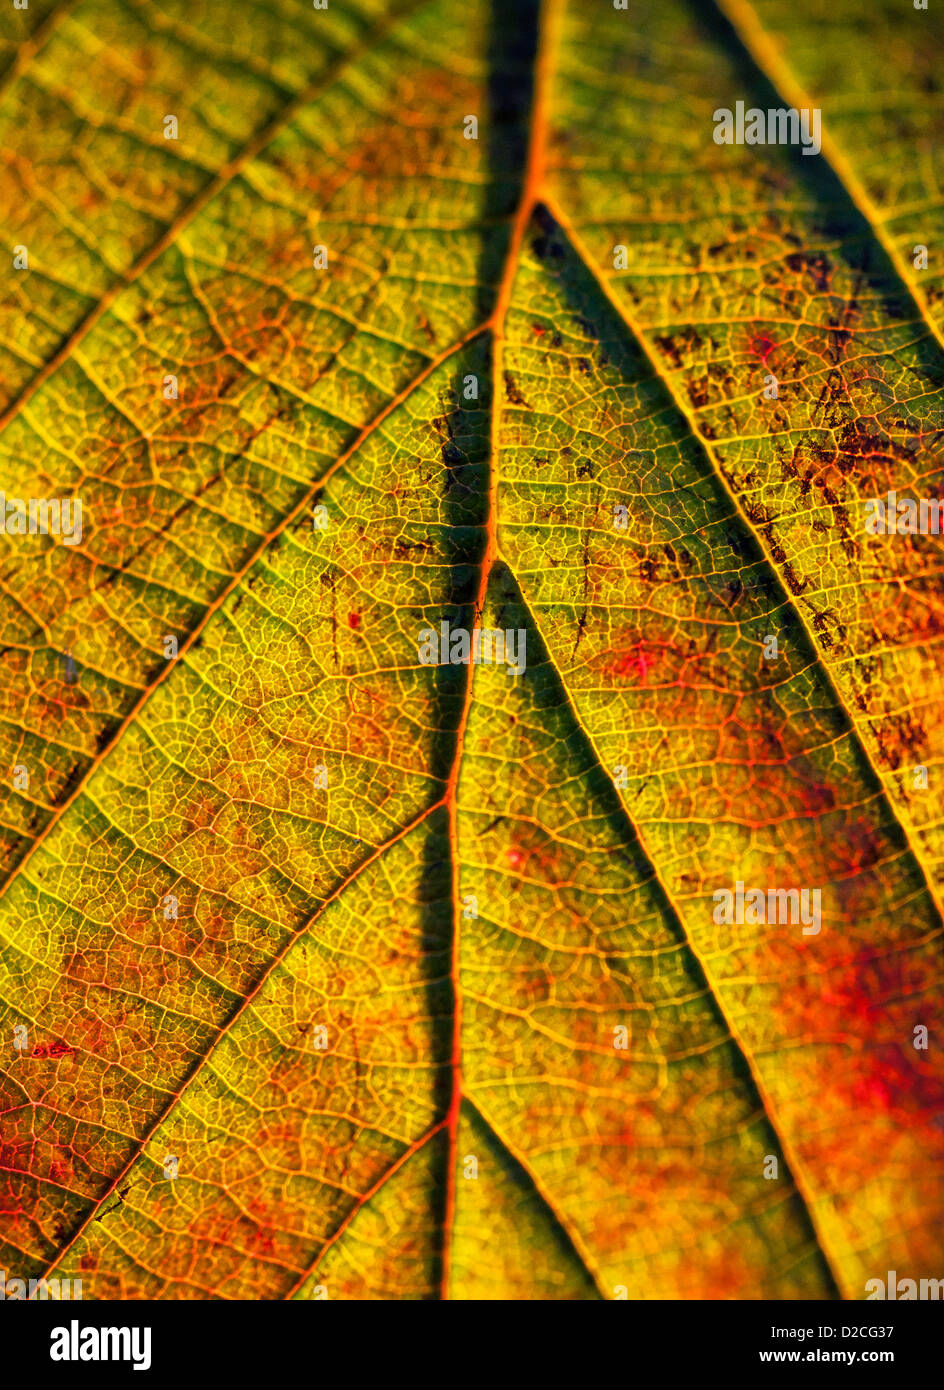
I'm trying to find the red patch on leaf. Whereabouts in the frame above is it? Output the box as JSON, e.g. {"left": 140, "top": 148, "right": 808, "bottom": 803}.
{"left": 31, "top": 1038, "right": 74, "bottom": 1059}
{"left": 606, "top": 645, "right": 660, "bottom": 682}
{"left": 748, "top": 333, "right": 777, "bottom": 365}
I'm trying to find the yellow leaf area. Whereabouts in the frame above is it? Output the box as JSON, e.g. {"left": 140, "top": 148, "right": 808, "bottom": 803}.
{"left": 0, "top": 0, "right": 941, "bottom": 1300}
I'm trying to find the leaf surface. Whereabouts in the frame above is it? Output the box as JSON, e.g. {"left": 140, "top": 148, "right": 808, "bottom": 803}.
{"left": 0, "top": 0, "right": 942, "bottom": 1300}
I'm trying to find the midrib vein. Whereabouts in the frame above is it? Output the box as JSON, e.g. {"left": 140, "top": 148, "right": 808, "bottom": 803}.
{"left": 437, "top": 0, "right": 561, "bottom": 1299}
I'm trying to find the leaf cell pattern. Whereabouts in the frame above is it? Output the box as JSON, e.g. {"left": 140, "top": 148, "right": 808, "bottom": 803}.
{"left": 0, "top": 0, "right": 942, "bottom": 1301}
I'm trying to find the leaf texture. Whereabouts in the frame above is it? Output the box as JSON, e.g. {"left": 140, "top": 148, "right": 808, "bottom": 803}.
{"left": 0, "top": 0, "right": 942, "bottom": 1300}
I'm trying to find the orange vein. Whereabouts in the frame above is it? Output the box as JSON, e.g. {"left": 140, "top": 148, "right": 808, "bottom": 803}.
{"left": 437, "top": 0, "right": 559, "bottom": 1302}
{"left": 0, "top": 0, "right": 429, "bottom": 438}
{"left": 715, "top": 0, "right": 944, "bottom": 356}
{"left": 282, "top": 1119, "right": 448, "bottom": 1300}
{"left": 34, "top": 797, "right": 445, "bottom": 1291}
{"left": 0, "top": 0, "right": 79, "bottom": 106}
{"left": 0, "top": 320, "right": 487, "bottom": 909}
{"left": 464, "top": 1093, "right": 608, "bottom": 1299}
{"left": 501, "top": 551, "right": 849, "bottom": 1298}
{"left": 542, "top": 187, "right": 944, "bottom": 941}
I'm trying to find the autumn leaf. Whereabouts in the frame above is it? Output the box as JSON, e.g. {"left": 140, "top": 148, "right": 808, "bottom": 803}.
{"left": 0, "top": 0, "right": 942, "bottom": 1302}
